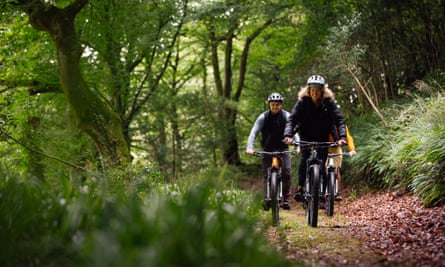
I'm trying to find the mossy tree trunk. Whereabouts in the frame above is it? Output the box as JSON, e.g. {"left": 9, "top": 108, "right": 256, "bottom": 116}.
{"left": 19, "top": 0, "right": 130, "bottom": 169}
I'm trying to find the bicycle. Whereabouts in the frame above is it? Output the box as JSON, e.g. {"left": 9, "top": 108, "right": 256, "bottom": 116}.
{"left": 294, "top": 140, "right": 342, "bottom": 227}
{"left": 250, "top": 150, "right": 296, "bottom": 226}
{"left": 326, "top": 151, "right": 352, "bottom": 216}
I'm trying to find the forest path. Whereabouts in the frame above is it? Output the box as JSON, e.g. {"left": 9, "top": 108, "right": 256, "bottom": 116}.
{"left": 262, "top": 190, "right": 445, "bottom": 267}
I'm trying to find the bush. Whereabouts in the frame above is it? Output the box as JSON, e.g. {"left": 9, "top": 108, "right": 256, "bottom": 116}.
{"left": 345, "top": 91, "right": 445, "bottom": 206}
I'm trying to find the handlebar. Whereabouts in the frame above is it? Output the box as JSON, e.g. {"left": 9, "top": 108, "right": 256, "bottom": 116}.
{"left": 327, "top": 152, "right": 353, "bottom": 158}
{"left": 251, "top": 150, "right": 297, "bottom": 158}
{"left": 292, "top": 140, "right": 343, "bottom": 148}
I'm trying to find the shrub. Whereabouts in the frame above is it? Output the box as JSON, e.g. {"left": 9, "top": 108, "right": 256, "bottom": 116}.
{"left": 345, "top": 91, "right": 445, "bottom": 206}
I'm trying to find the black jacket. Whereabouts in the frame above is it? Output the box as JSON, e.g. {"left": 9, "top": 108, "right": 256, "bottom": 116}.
{"left": 261, "top": 110, "right": 289, "bottom": 151}
{"left": 283, "top": 96, "right": 346, "bottom": 142}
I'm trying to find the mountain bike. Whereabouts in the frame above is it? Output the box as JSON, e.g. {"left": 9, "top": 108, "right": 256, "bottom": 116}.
{"left": 325, "top": 151, "right": 352, "bottom": 216}
{"left": 294, "top": 140, "right": 340, "bottom": 227}
{"left": 251, "top": 150, "right": 296, "bottom": 226}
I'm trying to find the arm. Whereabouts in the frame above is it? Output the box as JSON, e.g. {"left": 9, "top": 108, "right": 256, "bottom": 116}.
{"left": 246, "top": 113, "right": 265, "bottom": 154}
{"left": 346, "top": 126, "right": 357, "bottom": 155}
{"left": 283, "top": 100, "right": 302, "bottom": 144}
{"left": 325, "top": 99, "right": 347, "bottom": 143}
{"left": 293, "top": 132, "right": 301, "bottom": 154}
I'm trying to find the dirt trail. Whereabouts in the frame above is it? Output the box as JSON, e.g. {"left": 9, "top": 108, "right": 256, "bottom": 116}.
{"left": 264, "top": 191, "right": 445, "bottom": 267}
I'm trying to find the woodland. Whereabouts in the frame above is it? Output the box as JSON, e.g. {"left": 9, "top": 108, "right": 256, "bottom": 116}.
{"left": 1, "top": 0, "right": 444, "bottom": 266}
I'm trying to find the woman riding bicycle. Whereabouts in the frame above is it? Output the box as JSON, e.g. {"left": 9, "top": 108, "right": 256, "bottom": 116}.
{"left": 246, "top": 92, "right": 292, "bottom": 210}
{"left": 283, "top": 75, "right": 347, "bottom": 202}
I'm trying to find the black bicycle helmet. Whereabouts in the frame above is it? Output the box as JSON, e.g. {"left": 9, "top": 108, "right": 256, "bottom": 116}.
{"left": 307, "top": 75, "right": 325, "bottom": 87}
{"left": 267, "top": 92, "right": 284, "bottom": 102}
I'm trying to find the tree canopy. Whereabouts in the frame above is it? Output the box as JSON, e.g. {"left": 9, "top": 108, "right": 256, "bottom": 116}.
{"left": 1, "top": 0, "right": 444, "bottom": 179}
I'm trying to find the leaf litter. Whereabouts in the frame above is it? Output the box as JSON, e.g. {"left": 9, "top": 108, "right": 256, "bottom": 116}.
{"left": 265, "top": 190, "right": 445, "bottom": 267}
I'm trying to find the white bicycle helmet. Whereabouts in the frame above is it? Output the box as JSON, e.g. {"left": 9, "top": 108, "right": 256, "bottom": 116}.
{"left": 267, "top": 92, "right": 284, "bottom": 102}
{"left": 307, "top": 75, "right": 325, "bottom": 87}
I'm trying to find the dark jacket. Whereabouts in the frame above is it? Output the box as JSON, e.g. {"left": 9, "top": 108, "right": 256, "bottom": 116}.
{"left": 261, "top": 110, "right": 289, "bottom": 151}
{"left": 246, "top": 109, "right": 290, "bottom": 152}
{"left": 283, "top": 94, "right": 346, "bottom": 142}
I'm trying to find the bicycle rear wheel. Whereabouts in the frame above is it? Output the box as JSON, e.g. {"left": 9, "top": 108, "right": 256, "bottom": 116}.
{"left": 326, "top": 169, "right": 335, "bottom": 216}
{"left": 270, "top": 171, "right": 280, "bottom": 226}
{"left": 307, "top": 165, "right": 320, "bottom": 227}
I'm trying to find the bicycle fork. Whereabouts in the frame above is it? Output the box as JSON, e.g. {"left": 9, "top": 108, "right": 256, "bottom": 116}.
{"left": 327, "top": 157, "right": 338, "bottom": 196}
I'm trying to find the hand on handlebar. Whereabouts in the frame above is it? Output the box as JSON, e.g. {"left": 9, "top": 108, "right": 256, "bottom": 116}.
{"left": 283, "top": 137, "right": 293, "bottom": 145}
{"left": 337, "top": 139, "right": 347, "bottom": 146}
{"left": 246, "top": 149, "right": 254, "bottom": 155}
{"left": 295, "top": 147, "right": 301, "bottom": 155}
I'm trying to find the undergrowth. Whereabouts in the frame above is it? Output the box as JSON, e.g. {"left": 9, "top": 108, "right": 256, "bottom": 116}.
{"left": 0, "top": 167, "right": 292, "bottom": 267}
{"left": 344, "top": 90, "right": 444, "bottom": 207}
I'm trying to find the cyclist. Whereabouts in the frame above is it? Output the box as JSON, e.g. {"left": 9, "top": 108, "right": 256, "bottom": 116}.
{"left": 283, "top": 75, "right": 347, "bottom": 202}
{"left": 246, "top": 92, "right": 292, "bottom": 210}
{"left": 328, "top": 124, "right": 357, "bottom": 200}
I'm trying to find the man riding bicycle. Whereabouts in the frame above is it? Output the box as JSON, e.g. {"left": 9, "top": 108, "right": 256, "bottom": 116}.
{"left": 246, "top": 92, "right": 292, "bottom": 210}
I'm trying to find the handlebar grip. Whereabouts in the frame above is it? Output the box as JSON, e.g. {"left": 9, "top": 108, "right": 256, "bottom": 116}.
{"left": 252, "top": 152, "right": 261, "bottom": 157}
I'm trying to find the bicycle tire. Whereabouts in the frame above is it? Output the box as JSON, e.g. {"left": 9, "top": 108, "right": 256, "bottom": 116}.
{"left": 270, "top": 171, "right": 280, "bottom": 226}
{"left": 307, "top": 165, "right": 320, "bottom": 227}
{"left": 326, "top": 169, "right": 335, "bottom": 216}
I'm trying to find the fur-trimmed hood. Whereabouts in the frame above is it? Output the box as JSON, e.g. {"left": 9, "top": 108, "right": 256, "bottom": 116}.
{"left": 297, "top": 86, "right": 335, "bottom": 100}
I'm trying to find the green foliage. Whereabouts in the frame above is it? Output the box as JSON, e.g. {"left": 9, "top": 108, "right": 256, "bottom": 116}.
{"left": 0, "top": 87, "right": 96, "bottom": 180}
{"left": 0, "top": 12, "right": 58, "bottom": 88}
{"left": 387, "top": 95, "right": 445, "bottom": 206}
{"left": 0, "top": 176, "right": 77, "bottom": 266}
{"left": 344, "top": 89, "right": 445, "bottom": 206}
{"left": 0, "top": 168, "right": 290, "bottom": 267}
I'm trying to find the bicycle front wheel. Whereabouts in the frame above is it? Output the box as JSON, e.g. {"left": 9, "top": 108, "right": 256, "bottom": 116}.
{"left": 326, "top": 169, "right": 336, "bottom": 216}
{"left": 307, "top": 165, "right": 320, "bottom": 227}
{"left": 270, "top": 171, "right": 280, "bottom": 226}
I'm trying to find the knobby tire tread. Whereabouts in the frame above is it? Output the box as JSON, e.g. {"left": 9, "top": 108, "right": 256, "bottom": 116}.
{"left": 308, "top": 165, "right": 320, "bottom": 227}
{"left": 270, "top": 171, "right": 280, "bottom": 226}
{"left": 326, "top": 170, "right": 335, "bottom": 216}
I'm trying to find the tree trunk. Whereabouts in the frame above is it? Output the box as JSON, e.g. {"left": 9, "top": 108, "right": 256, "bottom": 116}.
{"left": 208, "top": 17, "right": 278, "bottom": 165}
{"left": 21, "top": 1, "right": 131, "bottom": 169}
{"left": 221, "top": 106, "right": 241, "bottom": 165}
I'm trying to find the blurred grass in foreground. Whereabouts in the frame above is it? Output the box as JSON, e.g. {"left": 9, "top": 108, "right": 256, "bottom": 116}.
{"left": 0, "top": 167, "right": 295, "bottom": 267}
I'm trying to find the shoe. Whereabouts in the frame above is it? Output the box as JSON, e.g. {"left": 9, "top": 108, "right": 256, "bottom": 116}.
{"left": 262, "top": 199, "right": 271, "bottom": 211}
{"left": 281, "top": 201, "right": 291, "bottom": 210}
{"left": 335, "top": 193, "right": 343, "bottom": 201}
{"left": 293, "top": 189, "right": 304, "bottom": 202}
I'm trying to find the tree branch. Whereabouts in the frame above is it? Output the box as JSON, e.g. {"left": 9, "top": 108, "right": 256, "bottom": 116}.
{"left": 65, "top": 0, "right": 89, "bottom": 16}
{"left": 235, "top": 16, "right": 284, "bottom": 101}
{"left": 0, "top": 126, "right": 86, "bottom": 171}
{"left": 347, "top": 67, "right": 388, "bottom": 126}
